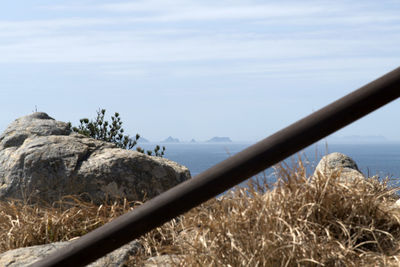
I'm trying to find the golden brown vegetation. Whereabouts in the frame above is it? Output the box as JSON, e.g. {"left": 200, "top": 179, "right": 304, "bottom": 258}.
{"left": 0, "top": 195, "right": 138, "bottom": 253}
{"left": 132, "top": 161, "right": 400, "bottom": 266}
{"left": 1, "top": 159, "right": 400, "bottom": 266}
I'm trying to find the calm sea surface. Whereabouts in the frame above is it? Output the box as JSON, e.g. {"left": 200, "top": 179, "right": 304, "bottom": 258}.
{"left": 137, "top": 142, "right": 400, "bottom": 187}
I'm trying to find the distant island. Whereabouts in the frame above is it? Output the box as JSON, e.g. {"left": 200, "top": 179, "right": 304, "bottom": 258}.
{"left": 206, "top": 137, "right": 232, "bottom": 143}
{"left": 190, "top": 139, "right": 196, "bottom": 143}
{"left": 162, "top": 136, "right": 180, "bottom": 143}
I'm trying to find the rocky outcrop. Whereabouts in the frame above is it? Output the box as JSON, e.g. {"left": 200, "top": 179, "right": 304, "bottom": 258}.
{"left": 0, "top": 239, "right": 141, "bottom": 267}
{"left": 313, "top": 152, "right": 365, "bottom": 183}
{"left": 0, "top": 112, "right": 190, "bottom": 204}
{"left": 0, "top": 240, "right": 182, "bottom": 267}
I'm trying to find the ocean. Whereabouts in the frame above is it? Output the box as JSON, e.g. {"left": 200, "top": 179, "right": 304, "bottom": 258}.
{"left": 137, "top": 142, "right": 400, "bottom": 187}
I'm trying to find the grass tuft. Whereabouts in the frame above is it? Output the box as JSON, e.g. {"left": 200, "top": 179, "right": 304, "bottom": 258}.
{"left": 0, "top": 195, "right": 140, "bottom": 253}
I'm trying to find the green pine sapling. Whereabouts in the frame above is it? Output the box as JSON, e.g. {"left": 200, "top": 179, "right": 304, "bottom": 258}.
{"left": 69, "top": 109, "right": 165, "bottom": 157}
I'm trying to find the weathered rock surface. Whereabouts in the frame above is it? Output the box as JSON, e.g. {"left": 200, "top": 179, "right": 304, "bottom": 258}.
{"left": 0, "top": 112, "right": 190, "bottom": 203}
{"left": 143, "top": 255, "right": 182, "bottom": 266}
{"left": 313, "top": 152, "right": 365, "bottom": 183}
{"left": 0, "top": 239, "right": 141, "bottom": 267}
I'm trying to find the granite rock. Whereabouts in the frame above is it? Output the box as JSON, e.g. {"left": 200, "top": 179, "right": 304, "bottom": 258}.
{"left": 313, "top": 152, "right": 365, "bottom": 183}
{"left": 0, "top": 239, "right": 141, "bottom": 267}
{"left": 0, "top": 112, "right": 190, "bottom": 203}
{"left": 143, "top": 255, "right": 182, "bottom": 266}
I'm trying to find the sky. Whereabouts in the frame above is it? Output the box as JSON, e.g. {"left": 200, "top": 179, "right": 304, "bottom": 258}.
{"left": 0, "top": 0, "right": 399, "bottom": 143}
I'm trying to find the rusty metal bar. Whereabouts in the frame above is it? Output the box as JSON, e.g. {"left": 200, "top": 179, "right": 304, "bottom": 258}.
{"left": 31, "top": 67, "right": 400, "bottom": 267}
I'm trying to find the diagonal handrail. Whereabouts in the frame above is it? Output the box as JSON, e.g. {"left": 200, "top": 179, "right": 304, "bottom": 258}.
{"left": 30, "top": 67, "right": 400, "bottom": 267}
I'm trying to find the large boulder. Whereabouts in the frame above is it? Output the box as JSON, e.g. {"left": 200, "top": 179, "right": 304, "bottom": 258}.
{"left": 313, "top": 152, "right": 365, "bottom": 183}
{"left": 0, "top": 112, "right": 190, "bottom": 204}
{"left": 0, "top": 239, "right": 141, "bottom": 267}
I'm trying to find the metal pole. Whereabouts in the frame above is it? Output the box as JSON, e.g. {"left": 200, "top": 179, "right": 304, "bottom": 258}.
{"left": 31, "top": 67, "right": 400, "bottom": 267}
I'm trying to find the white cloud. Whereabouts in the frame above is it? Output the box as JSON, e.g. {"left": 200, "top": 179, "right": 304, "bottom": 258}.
{"left": 0, "top": 34, "right": 379, "bottom": 63}
{"left": 2, "top": 26, "right": 400, "bottom": 63}
{"left": 0, "top": 0, "right": 398, "bottom": 78}
{"left": 0, "top": 17, "right": 116, "bottom": 31}
{"left": 94, "top": 1, "right": 334, "bottom": 26}
{"left": 102, "top": 56, "right": 399, "bottom": 80}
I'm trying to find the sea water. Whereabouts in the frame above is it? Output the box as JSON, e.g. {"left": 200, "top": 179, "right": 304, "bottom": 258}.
{"left": 137, "top": 142, "right": 400, "bottom": 188}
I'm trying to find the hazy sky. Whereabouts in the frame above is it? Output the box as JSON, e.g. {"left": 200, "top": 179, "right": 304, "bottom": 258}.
{"left": 1, "top": 0, "right": 399, "bottom": 142}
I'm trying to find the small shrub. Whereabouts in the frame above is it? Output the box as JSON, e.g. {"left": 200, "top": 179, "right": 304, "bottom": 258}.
{"left": 69, "top": 109, "right": 165, "bottom": 157}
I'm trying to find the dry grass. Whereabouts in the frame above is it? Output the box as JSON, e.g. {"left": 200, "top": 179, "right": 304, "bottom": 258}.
{"left": 1, "top": 158, "right": 400, "bottom": 266}
{"left": 133, "top": 160, "right": 400, "bottom": 266}
{"left": 0, "top": 195, "right": 140, "bottom": 253}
